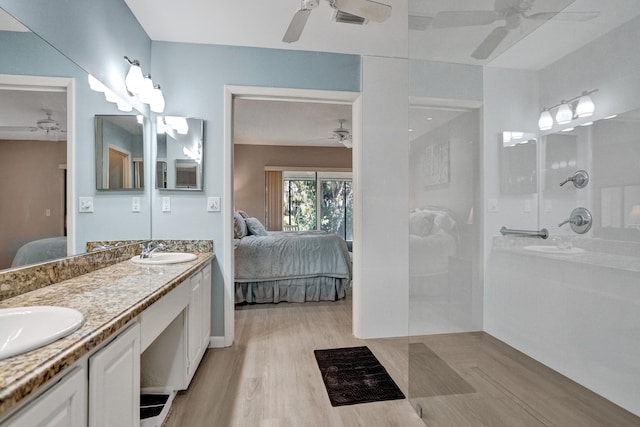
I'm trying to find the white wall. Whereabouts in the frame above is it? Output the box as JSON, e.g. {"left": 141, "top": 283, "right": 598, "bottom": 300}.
{"left": 483, "top": 16, "right": 640, "bottom": 416}
{"left": 353, "top": 56, "right": 409, "bottom": 338}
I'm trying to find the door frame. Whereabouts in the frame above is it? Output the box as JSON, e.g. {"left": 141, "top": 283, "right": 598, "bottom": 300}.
{"left": 222, "top": 85, "right": 361, "bottom": 346}
{"left": 0, "top": 74, "right": 75, "bottom": 255}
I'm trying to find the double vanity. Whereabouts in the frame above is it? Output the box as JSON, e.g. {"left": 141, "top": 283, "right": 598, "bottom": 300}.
{"left": 0, "top": 243, "right": 213, "bottom": 426}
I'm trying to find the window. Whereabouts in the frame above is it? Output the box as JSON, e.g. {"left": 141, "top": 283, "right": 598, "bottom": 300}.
{"left": 283, "top": 171, "right": 353, "bottom": 240}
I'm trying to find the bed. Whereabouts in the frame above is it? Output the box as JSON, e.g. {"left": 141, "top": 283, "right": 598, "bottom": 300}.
{"left": 11, "top": 236, "right": 68, "bottom": 268}
{"left": 409, "top": 207, "right": 458, "bottom": 296}
{"left": 233, "top": 213, "right": 351, "bottom": 304}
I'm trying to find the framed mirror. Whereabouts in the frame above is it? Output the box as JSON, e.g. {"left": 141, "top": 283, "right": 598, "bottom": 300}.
{"left": 95, "top": 115, "right": 145, "bottom": 190}
{"left": 156, "top": 117, "right": 204, "bottom": 191}
{"left": 498, "top": 131, "right": 537, "bottom": 195}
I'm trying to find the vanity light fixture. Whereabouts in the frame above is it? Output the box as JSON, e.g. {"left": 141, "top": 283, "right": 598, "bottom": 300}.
{"left": 537, "top": 109, "right": 553, "bottom": 130}
{"left": 124, "top": 56, "right": 144, "bottom": 95}
{"left": 88, "top": 74, "right": 107, "bottom": 92}
{"left": 537, "top": 89, "right": 598, "bottom": 130}
{"left": 138, "top": 74, "right": 155, "bottom": 104}
{"left": 150, "top": 85, "right": 165, "bottom": 113}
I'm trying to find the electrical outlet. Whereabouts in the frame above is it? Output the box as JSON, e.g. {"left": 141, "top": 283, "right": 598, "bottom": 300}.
{"left": 207, "top": 197, "right": 221, "bottom": 212}
{"left": 132, "top": 197, "right": 141, "bottom": 213}
{"left": 79, "top": 197, "right": 94, "bottom": 213}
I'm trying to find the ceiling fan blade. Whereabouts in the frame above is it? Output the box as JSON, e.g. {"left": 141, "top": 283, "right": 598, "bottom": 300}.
{"left": 283, "top": 9, "right": 311, "bottom": 43}
{"left": 0, "top": 126, "right": 38, "bottom": 132}
{"left": 526, "top": 11, "right": 600, "bottom": 21}
{"left": 332, "top": 0, "right": 391, "bottom": 23}
{"left": 472, "top": 26, "right": 509, "bottom": 60}
{"left": 432, "top": 11, "right": 500, "bottom": 28}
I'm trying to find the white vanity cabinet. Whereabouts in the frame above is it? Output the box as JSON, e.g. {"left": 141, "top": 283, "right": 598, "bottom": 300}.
{"left": 2, "top": 366, "right": 86, "bottom": 427}
{"left": 89, "top": 322, "right": 141, "bottom": 427}
{"left": 186, "top": 263, "right": 211, "bottom": 383}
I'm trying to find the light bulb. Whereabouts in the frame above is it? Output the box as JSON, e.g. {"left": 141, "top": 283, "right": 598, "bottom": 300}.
{"left": 555, "top": 103, "right": 573, "bottom": 124}
{"left": 138, "top": 75, "right": 155, "bottom": 104}
{"left": 125, "top": 61, "right": 144, "bottom": 95}
{"left": 575, "top": 94, "right": 594, "bottom": 118}
{"left": 150, "top": 85, "right": 165, "bottom": 113}
{"left": 116, "top": 98, "right": 133, "bottom": 112}
{"left": 103, "top": 88, "right": 119, "bottom": 103}
{"left": 538, "top": 109, "right": 553, "bottom": 130}
{"left": 88, "top": 74, "right": 106, "bottom": 92}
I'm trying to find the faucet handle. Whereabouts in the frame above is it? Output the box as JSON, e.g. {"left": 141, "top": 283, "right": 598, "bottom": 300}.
{"left": 558, "top": 207, "right": 592, "bottom": 234}
{"left": 559, "top": 170, "right": 589, "bottom": 189}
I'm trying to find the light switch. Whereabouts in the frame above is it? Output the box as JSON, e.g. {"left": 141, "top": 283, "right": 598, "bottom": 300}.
{"left": 207, "top": 197, "right": 221, "bottom": 212}
{"left": 79, "top": 197, "right": 94, "bottom": 213}
{"left": 162, "top": 197, "right": 171, "bottom": 212}
{"left": 487, "top": 198, "right": 499, "bottom": 213}
{"left": 132, "top": 197, "right": 141, "bottom": 213}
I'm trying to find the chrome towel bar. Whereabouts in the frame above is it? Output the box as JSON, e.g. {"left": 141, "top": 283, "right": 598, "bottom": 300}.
{"left": 500, "top": 226, "right": 549, "bottom": 239}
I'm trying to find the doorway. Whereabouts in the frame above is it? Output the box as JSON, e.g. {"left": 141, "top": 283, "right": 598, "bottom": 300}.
{"left": 223, "top": 86, "right": 361, "bottom": 345}
{"left": 0, "top": 74, "right": 74, "bottom": 267}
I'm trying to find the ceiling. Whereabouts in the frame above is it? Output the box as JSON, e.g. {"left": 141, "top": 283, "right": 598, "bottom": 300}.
{"left": 3, "top": 1, "right": 640, "bottom": 145}
{"left": 0, "top": 90, "right": 67, "bottom": 142}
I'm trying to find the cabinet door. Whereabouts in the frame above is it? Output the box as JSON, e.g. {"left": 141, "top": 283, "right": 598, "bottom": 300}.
{"left": 89, "top": 322, "right": 140, "bottom": 427}
{"left": 3, "top": 367, "right": 86, "bottom": 427}
{"left": 201, "top": 263, "right": 211, "bottom": 349}
{"left": 187, "top": 270, "right": 203, "bottom": 382}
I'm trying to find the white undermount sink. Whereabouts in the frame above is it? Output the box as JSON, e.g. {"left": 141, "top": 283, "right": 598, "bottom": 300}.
{"left": 0, "top": 306, "right": 85, "bottom": 360}
{"left": 130, "top": 252, "right": 197, "bottom": 265}
{"left": 524, "top": 245, "right": 585, "bottom": 255}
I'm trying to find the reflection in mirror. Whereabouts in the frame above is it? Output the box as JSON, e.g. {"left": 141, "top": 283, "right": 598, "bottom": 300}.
{"left": 156, "top": 117, "right": 204, "bottom": 191}
{"left": 592, "top": 108, "right": 640, "bottom": 241}
{"left": 498, "top": 131, "right": 537, "bottom": 195}
{"left": 95, "top": 115, "right": 145, "bottom": 190}
{"left": 0, "top": 8, "right": 152, "bottom": 271}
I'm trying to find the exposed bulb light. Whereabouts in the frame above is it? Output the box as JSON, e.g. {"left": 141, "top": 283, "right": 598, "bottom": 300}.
{"left": 138, "top": 74, "right": 155, "bottom": 104}
{"left": 150, "top": 84, "right": 165, "bottom": 113}
{"left": 604, "top": 114, "right": 618, "bottom": 119}
{"left": 124, "top": 56, "right": 145, "bottom": 95}
{"left": 136, "top": 115, "right": 144, "bottom": 124}
{"left": 575, "top": 93, "right": 595, "bottom": 118}
{"left": 88, "top": 74, "right": 106, "bottom": 92}
{"left": 561, "top": 127, "right": 575, "bottom": 132}
{"left": 555, "top": 103, "right": 573, "bottom": 124}
{"left": 579, "top": 121, "right": 593, "bottom": 127}
{"left": 538, "top": 109, "right": 553, "bottom": 130}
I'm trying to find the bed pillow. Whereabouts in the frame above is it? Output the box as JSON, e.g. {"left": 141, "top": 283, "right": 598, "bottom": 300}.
{"left": 433, "top": 211, "right": 456, "bottom": 233}
{"left": 245, "top": 217, "right": 268, "bottom": 236}
{"left": 409, "top": 210, "right": 434, "bottom": 237}
{"left": 234, "top": 211, "right": 248, "bottom": 239}
{"left": 237, "top": 210, "right": 250, "bottom": 218}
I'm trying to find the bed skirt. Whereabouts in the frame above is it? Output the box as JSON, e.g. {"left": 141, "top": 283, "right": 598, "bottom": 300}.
{"left": 235, "top": 276, "right": 348, "bottom": 304}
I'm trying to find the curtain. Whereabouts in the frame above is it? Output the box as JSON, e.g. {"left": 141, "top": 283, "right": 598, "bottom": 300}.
{"left": 265, "top": 170, "right": 283, "bottom": 231}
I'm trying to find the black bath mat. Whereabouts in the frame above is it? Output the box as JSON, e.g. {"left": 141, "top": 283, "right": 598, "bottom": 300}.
{"left": 314, "top": 346, "right": 406, "bottom": 406}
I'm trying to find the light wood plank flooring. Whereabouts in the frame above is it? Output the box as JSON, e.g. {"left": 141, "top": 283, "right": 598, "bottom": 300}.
{"left": 163, "top": 297, "right": 640, "bottom": 427}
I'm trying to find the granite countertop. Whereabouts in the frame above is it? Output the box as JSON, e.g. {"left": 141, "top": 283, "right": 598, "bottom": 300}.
{"left": 0, "top": 252, "right": 213, "bottom": 419}
{"left": 492, "top": 238, "right": 640, "bottom": 273}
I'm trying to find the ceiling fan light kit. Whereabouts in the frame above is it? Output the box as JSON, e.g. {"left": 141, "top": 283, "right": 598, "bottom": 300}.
{"left": 282, "top": 0, "right": 392, "bottom": 43}
{"left": 537, "top": 89, "right": 598, "bottom": 131}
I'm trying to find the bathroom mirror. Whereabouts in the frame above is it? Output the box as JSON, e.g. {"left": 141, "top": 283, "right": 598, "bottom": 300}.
{"left": 0, "top": 8, "right": 152, "bottom": 270}
{"left": 95, "top": 115, "right": 145, "bottom": 190}
{"left": 156, "top": 117, "right": 204, "bottom": 191}
{"left": 498, "top": 131, "right": 537, "bottom": 195}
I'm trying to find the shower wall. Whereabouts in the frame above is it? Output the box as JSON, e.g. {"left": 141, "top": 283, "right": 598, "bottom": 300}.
{"left": 484, "top": 15, "right": 640, "bottom": 416}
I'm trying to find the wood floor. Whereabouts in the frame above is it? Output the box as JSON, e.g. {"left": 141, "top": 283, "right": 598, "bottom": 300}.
{"left": 163, "top": 297, "right": 640, "bottom": 427}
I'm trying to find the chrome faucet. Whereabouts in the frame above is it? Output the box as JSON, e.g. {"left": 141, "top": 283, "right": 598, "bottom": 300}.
{"left": 139, "top": 242, "right": 165, "bottom": 259}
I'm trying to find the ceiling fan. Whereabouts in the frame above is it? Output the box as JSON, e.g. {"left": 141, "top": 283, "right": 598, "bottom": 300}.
{"left": 329, "top": 119, "right": 352, "bottom": 148}
{"left": 283, "top": 0, "right": 392, "bottom": 43}
{"left": 0, "top": 112, "right": 66, "bottom": 138}
{"left": 431, "top": 0, "right": 599, "bottom": 60}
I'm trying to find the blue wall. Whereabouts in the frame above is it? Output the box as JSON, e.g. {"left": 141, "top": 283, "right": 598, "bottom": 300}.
{"left": 150, "top": 41, "right": 360, "bottom": 335}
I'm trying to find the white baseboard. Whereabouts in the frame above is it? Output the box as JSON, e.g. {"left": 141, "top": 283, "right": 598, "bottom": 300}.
{"left": 208, "top": 336, "right": 227, "bottom": 348}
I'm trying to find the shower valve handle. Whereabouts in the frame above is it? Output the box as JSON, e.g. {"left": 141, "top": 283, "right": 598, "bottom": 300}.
{"left": 559, "top": 170, "right": 589, "bottom": 189}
